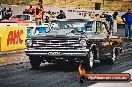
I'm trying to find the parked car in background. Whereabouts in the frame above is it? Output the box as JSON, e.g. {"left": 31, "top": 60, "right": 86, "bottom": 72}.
{"left": 117, "top": 17, "right": 125, "bottom": 27}
{"left": 0, "top": 14, "right": 34, "bottom": 23}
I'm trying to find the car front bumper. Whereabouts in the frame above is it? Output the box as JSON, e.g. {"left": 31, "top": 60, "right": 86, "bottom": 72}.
{"left": 25, "top": 49, "right": 89, "bottom": 57}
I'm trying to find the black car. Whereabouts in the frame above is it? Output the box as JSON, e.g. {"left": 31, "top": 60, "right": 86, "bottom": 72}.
{"left": 25, "top": 19, "right": 122, "bottom": 69}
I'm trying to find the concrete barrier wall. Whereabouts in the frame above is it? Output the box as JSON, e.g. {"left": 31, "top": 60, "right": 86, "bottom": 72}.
{"left": 0, "top": 26, "right": 26, "bottom": 52}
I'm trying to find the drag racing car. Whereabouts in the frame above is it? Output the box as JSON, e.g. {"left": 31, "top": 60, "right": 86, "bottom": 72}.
{"left": 25, "top": 19, "right": 122, "bottom": 69}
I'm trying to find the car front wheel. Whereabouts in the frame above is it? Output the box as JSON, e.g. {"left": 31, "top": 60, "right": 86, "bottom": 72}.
{"left": 29, "top": 56, "right": 42, "bottom": 69}
{"left": 83, "top": 49, "right": 96, "bottom": 69}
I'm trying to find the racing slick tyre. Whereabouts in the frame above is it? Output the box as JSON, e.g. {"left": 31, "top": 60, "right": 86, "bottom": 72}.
{"left": 29, "top": 56, "right": 42, "bottom": 69}
{"left": 115, "top": 48, "right": 120, "bottom": 57}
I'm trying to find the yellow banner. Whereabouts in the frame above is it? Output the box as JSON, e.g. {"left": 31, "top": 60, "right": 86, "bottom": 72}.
{"left": 0, "top": 26, "right": 26, "bottom": 52}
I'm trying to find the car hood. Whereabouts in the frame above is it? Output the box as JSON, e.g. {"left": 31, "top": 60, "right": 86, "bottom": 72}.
{"left": 46, "top": 29, "right": 74, "bottom": 36}
{"left": 1, "top": 18, "right": 33, "bottom": 23}
{"left": 32, "top": 29, "right": 84, "bottom": 39}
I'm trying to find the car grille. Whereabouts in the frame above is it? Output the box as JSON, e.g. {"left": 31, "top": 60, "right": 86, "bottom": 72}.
{"left": 32, "top": 39, "right": 82, "bottom": 49}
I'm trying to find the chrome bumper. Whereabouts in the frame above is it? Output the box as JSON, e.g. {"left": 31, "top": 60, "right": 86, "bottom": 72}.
{"left": 25, "top": 49, "right": 89, "bottom": 56}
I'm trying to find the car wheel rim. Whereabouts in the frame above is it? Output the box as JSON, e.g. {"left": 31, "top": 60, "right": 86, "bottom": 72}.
{"left": 89, "top": 51, "right": 94, "bottom": 68}
{"left": 120, "top": 47, "right": 122, "bottom": 53}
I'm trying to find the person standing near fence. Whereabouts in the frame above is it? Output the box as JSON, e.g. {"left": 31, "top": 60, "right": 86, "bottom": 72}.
{"left": 5, "top": 7, "right": 12, "bottom": 19}
{"left": 56, "top": 10, "right": 66, "bottom": 19}
{"left": 112, "top": 11, "right": 118, "bottom": 35}
{"left": 121, "top": 9, "right": 132, "bottom": 39}
{"left": 27, "top": 5, "right": 35, "bottom": 15}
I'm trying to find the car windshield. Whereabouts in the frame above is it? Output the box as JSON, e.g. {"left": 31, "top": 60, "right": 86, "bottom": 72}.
{"left": 11, "top": 15, "right": 30, "bottom": 20}
{"left": 11, "top": 15, "right": 22, "bottom": 19}
{"left": 51, "top": 20, "right": 96, "bottom": 32}
{"left": 22, "top": 15, "right": 30, "bottom": 20}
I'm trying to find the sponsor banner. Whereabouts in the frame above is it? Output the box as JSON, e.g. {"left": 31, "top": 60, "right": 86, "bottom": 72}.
{"left": 78, "top": 65, "right": 131, "bottom": 83}
{"left": 0, "top": 26, "right": 26, "bottom": 52}
{"left": 80, "top": 73, "right": 131, "bottom": 82}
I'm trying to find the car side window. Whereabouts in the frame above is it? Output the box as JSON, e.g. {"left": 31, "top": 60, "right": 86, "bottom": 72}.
{"left": 23, "top": 15, "right": 30, "bottom": 20}
{"left": 85, "top": 21, "right": 95, "bottom": 31}
{"left": 96, "top": 21, "right": 103, "bottom": 33}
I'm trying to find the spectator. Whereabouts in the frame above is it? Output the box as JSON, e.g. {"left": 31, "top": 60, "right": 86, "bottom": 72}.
{"left": 106, "top": 14, "right": 113, "bottom": 28}
{"left": 0, "top": 3, "right": 3, "bottom": 11}
{"left": 3, "top": 7, "right": 6, "bottom": 19}
{"left": 113, "top": 11, "right": 118, "bottom": 20}
{"left": 34, "top": 3, "right": 43, "bottom": 25}
{"left": 5, "top": 7, "right": 12, "bottom": 19}
{"left": 23, "top": 9, "right": 28, "bottom": 14}
{"left": 51, "top": 12, "right": 56, "bottom": 18}
{"left": 44, "top": 16, "right": 49, "bottom": 23}
{"left": 121, "top": 9, "right": 132, "bottom": 39}
{"left": 112, "top": 11, "right": 118, "bottom": 35}
{"left": 101, "top": 12, "right": 105, "bottom": 18}
{"left": 100, "top": 12, "right": 106, "bottom": 18}
{"left": 45, "top": 11, "right": 53, "bottom": 18}
{"left": 27, "top": 5, "right": 35, "bottom": 15}
{"left": 39, "top": 0, "right": 43, "bottom": 4}
{"left": 56, "top": 10, "right": 66, "bottom": 19}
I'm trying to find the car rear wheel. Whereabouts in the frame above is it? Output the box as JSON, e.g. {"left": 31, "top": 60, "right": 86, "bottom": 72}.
{"left": 83, "top": 51, "right": 94, "bottom": 69}
{"left": 29, "top": 56, "right": 42, "bottom": 69}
